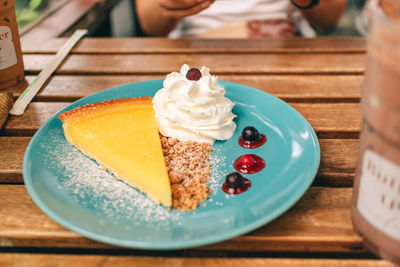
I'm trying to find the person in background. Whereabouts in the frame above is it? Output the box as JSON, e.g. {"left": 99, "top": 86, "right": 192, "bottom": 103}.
{"left": 135, "top": 0, "right": 348, "bottom": 38}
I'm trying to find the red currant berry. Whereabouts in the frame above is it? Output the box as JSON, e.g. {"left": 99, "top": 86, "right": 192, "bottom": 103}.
{"left": 239, "top": 155, "right": 255, "bottom": 167}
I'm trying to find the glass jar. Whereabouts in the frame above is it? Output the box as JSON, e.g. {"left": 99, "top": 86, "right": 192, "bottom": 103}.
{"left": 352, "top": 0, "right": 400, "bottom": 264}
{"left": 0, "top": 0, "right": 24, "bottom": 89}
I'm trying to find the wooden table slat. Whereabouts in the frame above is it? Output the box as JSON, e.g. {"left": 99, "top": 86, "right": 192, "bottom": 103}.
{"left": 0, "top": 186, "right": 362, "bottom": 252}
{"left": 0, "top": 254, "right": 395, "bottom": 267}
{"left": 0, "top": 137, "right": 357, "bottom": 186}
{"left": 21, "top": 37, "right": 366, "bottom": 54}
{"left": 2, "top": 102, "right": 362, "bottom": 137}
{"left": 22, "top": 54, "right": 365, "bottom": 75}
{"left": 5, "top": 75, "right": 363, "bottom": 102}
{"left": 0, "top": 137, "right": 30, "bottom": 183}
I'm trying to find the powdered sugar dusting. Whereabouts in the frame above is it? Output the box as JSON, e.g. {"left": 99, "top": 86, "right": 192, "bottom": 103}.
{"left": 209, "top": 144, "right": 228, "bottom": 201}
{"left": 39, "top": 127, "right": 228, "bottom": 229}
{"left": 42, "top": 128, "right": 183, "bottom": 228}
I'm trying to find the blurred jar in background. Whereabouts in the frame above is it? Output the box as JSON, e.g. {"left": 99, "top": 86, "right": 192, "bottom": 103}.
{"left": 352, "top": 0, "right": 400, "bottom": 264}
{"left": 0, "top": 0, "right": 24, "bottom": 89}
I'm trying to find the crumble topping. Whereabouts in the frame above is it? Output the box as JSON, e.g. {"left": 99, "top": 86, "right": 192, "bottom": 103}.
{"left": 160, "top": 135, "right": 213, "bottom": 211}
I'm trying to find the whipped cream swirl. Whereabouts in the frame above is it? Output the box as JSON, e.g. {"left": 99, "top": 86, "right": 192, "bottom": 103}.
{"left": 152, "top": 64, "right": 236, "bottom": 144}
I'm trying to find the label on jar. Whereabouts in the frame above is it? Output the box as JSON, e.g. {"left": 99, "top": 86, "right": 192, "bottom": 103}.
{"left": 0, "top": 26, "right": 17, "bottom": 70}
{"left": 358, "top": 150, "right": 400, "bottom": 241}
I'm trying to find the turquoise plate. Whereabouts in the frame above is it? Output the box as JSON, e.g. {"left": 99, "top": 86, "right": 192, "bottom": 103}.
{"left": 24, "top": 80, "right": 320, "bottom": 250}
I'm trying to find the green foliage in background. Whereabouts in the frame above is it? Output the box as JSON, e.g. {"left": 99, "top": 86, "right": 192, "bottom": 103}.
{"left": 15, "top": 0, "right": 43, "bottom": 26}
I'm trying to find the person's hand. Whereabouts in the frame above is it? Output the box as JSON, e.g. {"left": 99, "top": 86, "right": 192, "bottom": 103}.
{"left": 157, "top": 0, "right": 215, "bottom": 18}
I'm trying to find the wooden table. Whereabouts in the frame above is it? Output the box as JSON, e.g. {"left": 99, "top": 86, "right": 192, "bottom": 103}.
{"left": 0, "top": 37, "right": 397, "bottom": 266}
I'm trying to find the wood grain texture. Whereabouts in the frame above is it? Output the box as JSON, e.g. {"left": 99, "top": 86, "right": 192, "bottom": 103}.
{"left": 0, "top": 137, "right": 358, "bottom": 186}
{"left": 4, "top": 75, "right": 363, "bottom": 102}
{"left": 317, "top": 139, "right": 358, "bottom": 186}
{"left": 0, "top": 186, "right": 363, "bottom": 252}
{"left": 2, "top": 103, "right": 361, "bottom": 137}
{"left": 0, "top": 254, "right": 395, "bottom": 267}
{"left": 0, "top": 137, "right": 30, "bottom": 183}
{"left": 3, "top": 103, "right": 68, "bottom": 136}
{"left": 291, "top": 103, "right": 361, "bottom": 137}
{"left": 21, "top": 37, "right": 366, "bottom": 54}
{"left": 22, "top": 54, "right": 365, "bottom": 75}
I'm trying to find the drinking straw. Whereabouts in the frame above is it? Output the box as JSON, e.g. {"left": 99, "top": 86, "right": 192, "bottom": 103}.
{"left": 9, "top": 29, "right": 88, "bottom": 115}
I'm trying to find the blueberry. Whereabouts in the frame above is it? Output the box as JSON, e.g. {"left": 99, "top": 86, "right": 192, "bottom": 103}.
{"left": 225, "top": 172, "right": 245, "bottom": 189}
{"left": 186, "top": 67, "right": 202, "bottom": 81}
{"left": 242, "top": 126, "right": 260, "bottom": 142}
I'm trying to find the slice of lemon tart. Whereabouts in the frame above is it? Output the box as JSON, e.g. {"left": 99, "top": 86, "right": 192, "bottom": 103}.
{"left": 59, "top": 96, "right": 172, "bottom": 207}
